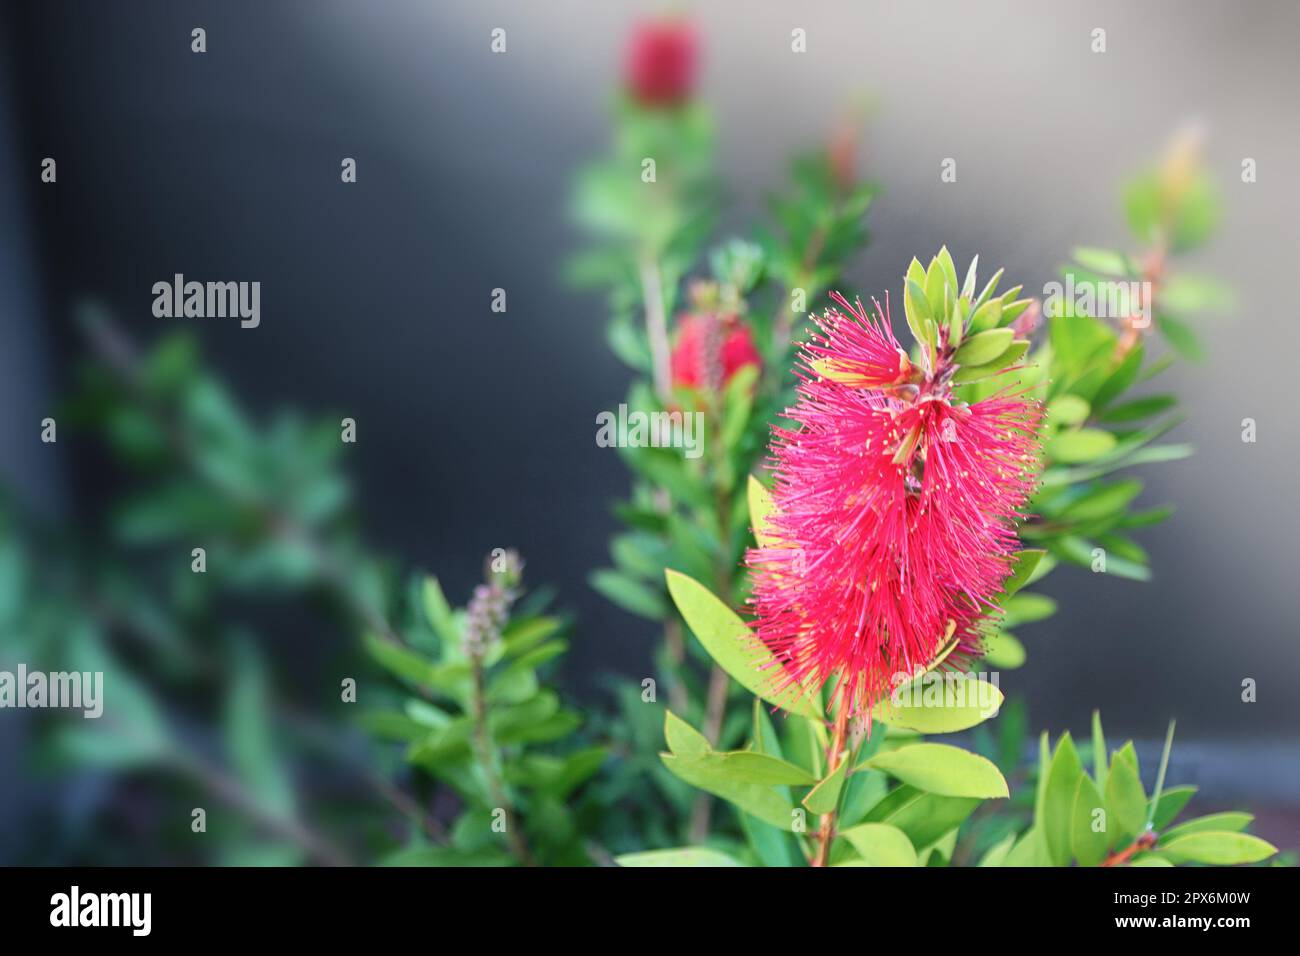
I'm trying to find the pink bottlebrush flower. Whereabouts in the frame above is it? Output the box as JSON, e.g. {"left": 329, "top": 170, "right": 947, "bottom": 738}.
{"left": 671, "top": 313, "right": 762, "bottom": 393}
{"left": 625, "top": 19, "right": 697, "bottom": 107}
{"left": 746, "top": 291, "right": 1042, "bottom": 716}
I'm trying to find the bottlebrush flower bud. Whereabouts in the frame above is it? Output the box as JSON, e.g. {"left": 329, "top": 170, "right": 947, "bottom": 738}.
{"left": 670, "top": 313, "right": 762, "bottom": 394}
{"left": 625, "top": 18, "right": 697, "bottom": 107}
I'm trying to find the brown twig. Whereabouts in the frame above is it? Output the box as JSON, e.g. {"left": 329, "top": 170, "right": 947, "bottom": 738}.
{"left": 1099, "top": 830, "right": 1158, "bottom": 867}
{"left": 812, "top": 703, "right": 851, "bottom": 867}
{"left": 175, "top": 750, "right": 353, "bottom": 867}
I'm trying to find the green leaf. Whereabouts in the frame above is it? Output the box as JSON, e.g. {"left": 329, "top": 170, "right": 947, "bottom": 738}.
{"left": 660, "top": 753, "right": 794, "bottom": 829}
{"left": 863, "top": 785, "right": 981, "bottom": 848}
{"left": 1090, "top": 344, "right": 1145, "bottom": 411}
{"left": 1001, "top": 593, "right": 1057, "bottom": 628}
{"left": 1001, "top": 549, "right": 1047, "bottom": 597}
{"left": 1098, "top": 395, "right": 1177, "bottom": 423}
{"left": 873, "top": 676, "right": 1004, "bottom": 734}
{"left": 968, "top": 296, "right": 1003, "bottom": 334}
{"left": 951, "top": 341, "right": 1029, "bottom": 384}
{"left": 972, "top": 267, "right": 1004, "bottom": 312}
{"left": 1047, "top": 395, "right": 1091, "bottom": 428}
{"left": 1071, "top": 773, "right": 1109, "bottom": 867}
{"left": 1157, "top": 313, "right": 1203, "bottom": 360}
{"left": 742, "top": 812, "right": 801, "bottom": 868}
{"left": 56, "top": 638, "right": 172, "bottom": 770}
{"left": 1072, "top": 247, "right": 1131, "bottom": 276}
{"left": 1034, "top": 731, "right": 1051, "bottom": 813}
{"left": 839, "top": 823, "right": 918, "bottom": 866}
{"left": 904, "top": 278, "right": 933, "bottom": 345}
{"left": 961, "top": 254, "right": 981, "bottom": 300}
{"left": 616, "top": 848, "right": 745, "bottom": 867}
{"left": 365, "top": 633, "right": 436, "bottom": 687}
{"left": 924, "top": 257, "right": 949, "bottom": 323}
{"left": 751, "top": 698, "right": 783, "bottom": 758}
{"left": 948, "top": 296, "right": 969, "bottom": 345}
{"left": 1160, "top": 812, "right": 1253, "bottom": 844}
{"left": 500, "top": 616, "right": 562, "bottom": 658}
{"left": 1161, "top": 274, "right": 1234, "bottom": 314}
{"left": 803, "top": 759, "right": 848, "bottom": 814}
{"left": 952, "top": 328, "right": 1013, "bottom": 367}
{"left": 665, "top": 569, "right": 818, "bottom": 716}
{"left": 977, "top": 832, "right": 1018, "bottom": 867}
{"left": 935, "top": 247, "right": 959, "bottom": 306}
{"left": 1047, "top": 428, "right": 1118, "bottom": 464}
{"left": 1151, "top": 784, "right": 1197, "bottom": 829}
{"left": 590, "top": 568, "right": 666, "bottom": 620}
{"left": 999, "top": 294, "right": 1031, "bottom": 326}
{"left": 679, "top": 750, "right": 819, "bottom": 787}
{"left": 1091, "top": 711, "right": 1108, "bottom": 795}
{"left": 1064, "top": 479, "right": 1143, "bottom": 523}
{"left": 981, "top": 631, "right": 1025, "bottom": 669}
{"left": 1041, "top": 733, "right": 1084, "bottom": 866}
{"left": 541, "top": 746, "right": 608, "bottom": 799}
{"left": 747, "top": 475, "right": 779, "bottom": 549}
{"left": 611, "top": 531, "right": 670, "bottom": 580}
{"left": 486, "top": 665, "right": 538, "bottom": 705}
{"left": 1147, "top": 719, "right": 1177, "bottom": 828}
{"left": 1003, "top": 826, "right": 1052, "bottom": 867}
{"left": 1105, "top": 743, "right": 1147, "bottom": 842}
{"left": 1158, "top": 831, "right": 1276, "bottom": 866}
{"left": 225, "top": 641, "right": 294, "bottom": 819}
{"left": 422, "top": 577, "right": 459, "bottom": 646}
{"left": 664, "top": 710, "right": 710, "bottom": 755}
{"left": 838, "top": 766, "right": 888, "bottom": 829}
{"left": 864, "top": 743, "right": 1008, "bottom": 799}
{"left": 722, "top": 364, "right": 759, "bottom": 450}
{"left": 359, "top": 711, "right": 435, "bottom": 742}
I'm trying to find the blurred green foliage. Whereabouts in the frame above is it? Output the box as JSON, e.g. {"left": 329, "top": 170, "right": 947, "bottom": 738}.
{"left": 0, "top": 310, "right": 605, "bottom": 865}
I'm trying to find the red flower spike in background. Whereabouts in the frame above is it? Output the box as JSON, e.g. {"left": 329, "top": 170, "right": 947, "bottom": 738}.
{"left": 670, "top": 313, "right": 762, "bottom": 393}
{"left": 625, "top": 18, "right": 697, "bottom": 107}
{"left": 746, "top": 283, "right": 1042, "bottom": 717}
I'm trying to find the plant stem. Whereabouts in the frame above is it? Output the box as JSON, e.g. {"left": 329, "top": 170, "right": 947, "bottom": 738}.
{"left": 687, "top": 662, "right": 731, "bottom": 842}
{"left": 688, "top": 404, "right": 740, "bottom": 842}
{"left": 639, "top": 253, "right": 672, "bottom": 403}
{"left": 1099, "top": 831, "right": 1158, "bottom": 867}
{"left": 174, "top": 750, "right": 352, "bottom": 867}
{"left": 635, "top": 254, "right": 696, "bottom": 718}
{"left": 469, "top": 652, "right": 535, "bottom": 866}
{"left": 812, "top": 703, "right": 851, "bottom": 867}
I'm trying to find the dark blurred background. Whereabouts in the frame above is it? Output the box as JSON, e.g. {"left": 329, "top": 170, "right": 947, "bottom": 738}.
{"left": 2, "top": 0, "right": 1298, "bottom": 852}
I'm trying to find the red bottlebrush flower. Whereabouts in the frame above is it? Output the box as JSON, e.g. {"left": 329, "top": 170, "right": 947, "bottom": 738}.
{"left": 625, "top": 19, "right": 697, "bottom": 107}
{"left": 670, "top": 313, "right": 762, "bottom": 393}
{"left": 804, "top": 292, "right": 911, "bottom": 389}
{"left": 746, "top": 292, "right": 1042, "bottom": 716}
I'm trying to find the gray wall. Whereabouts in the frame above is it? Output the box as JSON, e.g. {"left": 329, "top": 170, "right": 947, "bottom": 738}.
{"left": 4, "top": 1, "right": 1296, "bottom": 753}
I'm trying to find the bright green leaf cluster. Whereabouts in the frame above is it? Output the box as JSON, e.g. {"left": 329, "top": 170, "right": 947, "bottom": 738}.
{"left": 362, "top": 571, "right": 604, "bottom": 866}
{"left": 1001, "top": 715, "right": 1277, "bottom": 867}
